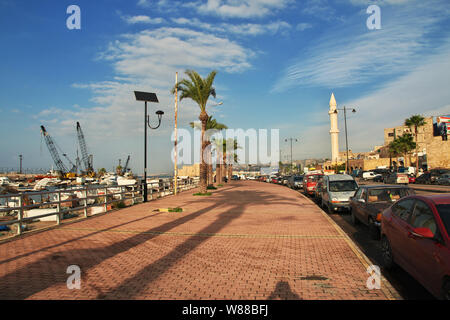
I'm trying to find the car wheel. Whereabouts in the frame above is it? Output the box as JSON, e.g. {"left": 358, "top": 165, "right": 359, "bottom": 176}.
{"left": 442, "top": 280, "right": 450, "bottom": 300}
{"left": 327, "top": 203, "right": 334, "bottom": 215}
{"left": 381, "top": 236, "right": 395, "bottom": 269}
{"left": 369, "top": 218, "right": 380, "bottom": 240}
{"left": 351, "top": 210, "right": 359, "bottom": 225}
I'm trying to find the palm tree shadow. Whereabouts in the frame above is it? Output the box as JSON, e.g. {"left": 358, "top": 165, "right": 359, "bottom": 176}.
{"left": 0, "top": 186, "right": 303, "bottom": 299}
{"left": 267, "top": 281, "right": 302, "bottom": 300}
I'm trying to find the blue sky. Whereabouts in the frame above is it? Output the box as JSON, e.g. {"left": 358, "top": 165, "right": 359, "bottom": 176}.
{"left": 1, "top": 0, "right": 449, "bottom": 174}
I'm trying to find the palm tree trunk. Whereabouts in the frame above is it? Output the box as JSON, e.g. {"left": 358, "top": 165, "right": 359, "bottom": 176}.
{"left": 415, "top": 126, "right": 419, "bottom": 175}
{"left": 199, "top": 112, "right": 208, "bottom": 193}
{"left": 222, "top": 153, "right": 227, "bottom": 183}
{"left": 216, "top": 150, "right": 222, "bottom": 185}
{"left": 206, "top": 142, "right": 212, "bottom": 186}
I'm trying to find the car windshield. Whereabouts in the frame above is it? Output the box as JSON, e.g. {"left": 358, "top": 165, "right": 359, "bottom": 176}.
{"left": 307, "top": 175, "right": 321, "bottom": 182}
{"left": 294, "top": 177, "right": 303, "bottom": 181}
{"left": 329, "top": 180, "right": 358, "bottom": 192}
{"left": 367, "top": 188, "right": 411, "bottom": 202}
{"left": 436, "top": 204, "right": 450, "bottom": 235}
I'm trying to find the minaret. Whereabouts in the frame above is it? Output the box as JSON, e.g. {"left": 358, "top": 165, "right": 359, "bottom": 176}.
{"left": 328, "top": 93, "right": 339, "bottom": 165}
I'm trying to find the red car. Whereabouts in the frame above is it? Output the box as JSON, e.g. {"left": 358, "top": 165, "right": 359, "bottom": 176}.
{"left": 381, "top": 194, "right": 450, "bottom": 299}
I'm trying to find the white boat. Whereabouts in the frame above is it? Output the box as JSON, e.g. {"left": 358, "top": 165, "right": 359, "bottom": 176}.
{"left": 0, "top": 177, "right": 11, "bottom": 186}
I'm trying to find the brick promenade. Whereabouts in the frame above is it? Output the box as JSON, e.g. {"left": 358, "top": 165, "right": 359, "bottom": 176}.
{"left": 0, "top": 181, "right": 400, "bottom": 299}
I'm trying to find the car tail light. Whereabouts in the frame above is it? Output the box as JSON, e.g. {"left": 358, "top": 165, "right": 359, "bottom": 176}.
{"left": 376, "top": 213, "right": 382, "bottom": 222}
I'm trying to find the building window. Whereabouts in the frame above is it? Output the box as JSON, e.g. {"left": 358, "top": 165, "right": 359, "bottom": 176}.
{"left": 388, "top": 132, "right": 394, "bottom": 137}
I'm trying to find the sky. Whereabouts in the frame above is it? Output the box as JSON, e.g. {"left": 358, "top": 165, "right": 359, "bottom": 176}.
{"left": 0, "top": 0, "right": 449, "bottom": 175}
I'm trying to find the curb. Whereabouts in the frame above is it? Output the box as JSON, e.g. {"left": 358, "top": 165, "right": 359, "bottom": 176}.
{"left": 300, "top": 192, "right": 402, "bottom": 300}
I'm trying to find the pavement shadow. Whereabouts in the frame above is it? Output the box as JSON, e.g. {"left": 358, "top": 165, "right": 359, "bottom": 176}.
{"left": 0, "top": 182, "right": 302, "bottom": 299}
{"left": 267, "top": 281, "right": 302, "bottom": 300}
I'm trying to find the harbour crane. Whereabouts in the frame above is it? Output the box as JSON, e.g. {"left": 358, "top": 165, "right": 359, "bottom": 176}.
{"left": 40, "top": 125, "right": 69, "bottom": 176}
{"left": 76, "top": 122, "right": 93, "bottom": 174}
{"left": 122, "top": 155, "right": 131, "bottom": 175}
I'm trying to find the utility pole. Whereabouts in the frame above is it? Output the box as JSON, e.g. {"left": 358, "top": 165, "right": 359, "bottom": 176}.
{"left": 285, "top": 138, "right": 298, "bottom": 174}
{"left": 174, "top": 72, "right": 178, "bottom": 195}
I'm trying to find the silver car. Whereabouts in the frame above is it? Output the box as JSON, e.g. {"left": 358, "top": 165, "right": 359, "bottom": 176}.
{"left": 320, "top": 174, "right": 359, "bottom": 214}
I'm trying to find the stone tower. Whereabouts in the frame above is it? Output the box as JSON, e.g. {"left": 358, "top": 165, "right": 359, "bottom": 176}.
{"left": 328, "top": 93, "right": 339, "bottom": 165}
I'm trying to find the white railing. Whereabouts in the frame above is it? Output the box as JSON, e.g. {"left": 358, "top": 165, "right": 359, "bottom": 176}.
{"left": 0, "top": 177, "right": 199, "bottom": 237}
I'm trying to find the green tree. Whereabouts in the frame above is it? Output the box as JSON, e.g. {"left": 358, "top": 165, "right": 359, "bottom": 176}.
{"left": 393, "top": 134, "right": 416, "bottom": 168}
{"left": 173, "top": 70, "right": 218, "bottom": 194}
{"left": 190, "top": 116, "right": 227, "bottom": 185}
{"left": 405, "top": 115, "right": 426, "bottom": 174}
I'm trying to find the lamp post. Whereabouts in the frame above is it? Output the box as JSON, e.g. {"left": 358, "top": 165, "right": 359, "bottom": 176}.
{"left": 285, "top": 138, "right": 298, "bottom": 174}
{"left": 19, "top": 155, "right": 23, "bottom": 174}
{"left": 334, "top": 106, "right": 356, "bottom": 174}
{"left": 134, "top": 91, "right": 164, "bottom": 203}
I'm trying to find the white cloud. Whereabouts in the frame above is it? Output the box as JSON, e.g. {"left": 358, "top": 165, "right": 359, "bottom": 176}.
{"left": 170, "top": 17, "right": 291, "bottom": 36}
{"left": 272, "top": 1, "right": 450, "bottom": 92}
{"left": 122, "top": 15, "right": 165, "bottom": 24}
{"left": 296, "top": 44, "right": 450, "bottom": 159}
{"left": 38, "top": 27, "right": 255, "bottom": 173}
{"left": 191, "top": 0, "right": 293, "bottom": 18}
{"left": 296, "top": 23, "right": 313, "bottom": 31}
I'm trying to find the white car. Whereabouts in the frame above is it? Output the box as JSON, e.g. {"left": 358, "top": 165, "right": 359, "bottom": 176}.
{"left": 362, "top": 172, "right": 381, "bottom": 180}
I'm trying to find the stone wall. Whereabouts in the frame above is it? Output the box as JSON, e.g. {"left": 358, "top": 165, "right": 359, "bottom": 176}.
{"left": 178, "top": 164, "right": 200, "bottom": 177}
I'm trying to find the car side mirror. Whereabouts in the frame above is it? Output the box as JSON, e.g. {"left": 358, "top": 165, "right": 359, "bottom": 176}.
{"left": 410, "top": 227, "right": 434, "bottom": 239}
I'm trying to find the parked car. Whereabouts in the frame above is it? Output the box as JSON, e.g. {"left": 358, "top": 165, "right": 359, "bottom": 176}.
{"left": 282, "top": 176, "right": 291, "bottom": 185}
{"left": 384, "top": 172, "right": 409, "bottom": 184}
{"left": 303, "top": 173, "right": 323, "bottom": 196}
{"left": 320, "top": 174, "right": 358, "bottom": 214}
{"left": 415, "top": 172, "right": 441, "bottom": 185}
{"left": 271, "top": 176, "right": 281, "bottom": 184}
{"left": 287, "top": 175, "right": 304, "bottom": 189}
{"left": 231, "top": 175, "right": 240, "bottom": 181}
{"left": 350, "top": 185, "right": 415, "bottom": 239}
{"left": 380, "top": 194, "right": 450, "bottom": 299}
{"left": 437, "top": 174, "right": 450, "bottom": 186}
{"left": 362, "top": 171, "right": 381, "bottom": 181}
{"left": 247, "top": 176, "right": 256, "bottom": 180}
{"left": 373, "top": 174, "right": 387, "bottom": 182}
{"left": 314, "top": 176, "right": 325, "bottom": 201}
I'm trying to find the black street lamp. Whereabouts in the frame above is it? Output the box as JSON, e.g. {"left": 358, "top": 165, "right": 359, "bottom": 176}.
{"left": 334, "top": 107, "right": 356, "bottom": 174}
{"left": 134, "top": 91, "right": 164, "bottom": 202}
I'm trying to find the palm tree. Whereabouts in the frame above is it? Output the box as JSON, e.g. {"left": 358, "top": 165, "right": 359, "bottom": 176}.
{"left": 190, "top": 116, "right": 227, "bottom": 185}
{"left": 405, "top": 115, "right": 426, "bottom": 175}
{"left": 388, "top": 140, "right": 400, "bottom": 170}
{"left": 173, "top": 70, "right": 218, "bottom": 194}
{"left": 394, "top": 134, "right": 416, "bottom": 168}
{"left": 224, "top": 138, "right": 239, "bottom": 182}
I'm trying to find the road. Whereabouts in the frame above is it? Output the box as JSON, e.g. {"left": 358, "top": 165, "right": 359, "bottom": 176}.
{"left": 298, "top": 180, "right": 450, "bottom": 300}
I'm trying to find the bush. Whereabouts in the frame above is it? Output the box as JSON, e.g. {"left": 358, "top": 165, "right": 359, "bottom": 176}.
{"left": 168, "top": 207, "right": 183, "bottom": 212}
{"left": 193, "top": 192, "right": 212, "bottom": 196}
{"left": 207, "top": 185, "right": 217, "bottom": 190}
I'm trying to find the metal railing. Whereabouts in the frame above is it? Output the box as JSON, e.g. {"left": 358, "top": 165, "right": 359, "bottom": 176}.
{"left": 0, "top": 177, "right": 199, "bottom": 237}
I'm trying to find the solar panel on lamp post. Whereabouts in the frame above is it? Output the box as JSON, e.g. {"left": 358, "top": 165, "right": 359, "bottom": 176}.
{"left": 134, "top": 91, "right": 164, "bottom": 203}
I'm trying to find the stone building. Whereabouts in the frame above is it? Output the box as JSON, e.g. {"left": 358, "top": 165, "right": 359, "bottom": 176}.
{"left": 383, "top": 116, "right": 450, "bottom": 169}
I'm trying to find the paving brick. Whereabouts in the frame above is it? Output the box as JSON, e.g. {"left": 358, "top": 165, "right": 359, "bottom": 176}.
{"left": 0, "top": 181, "right": 399, "bottom": 299}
